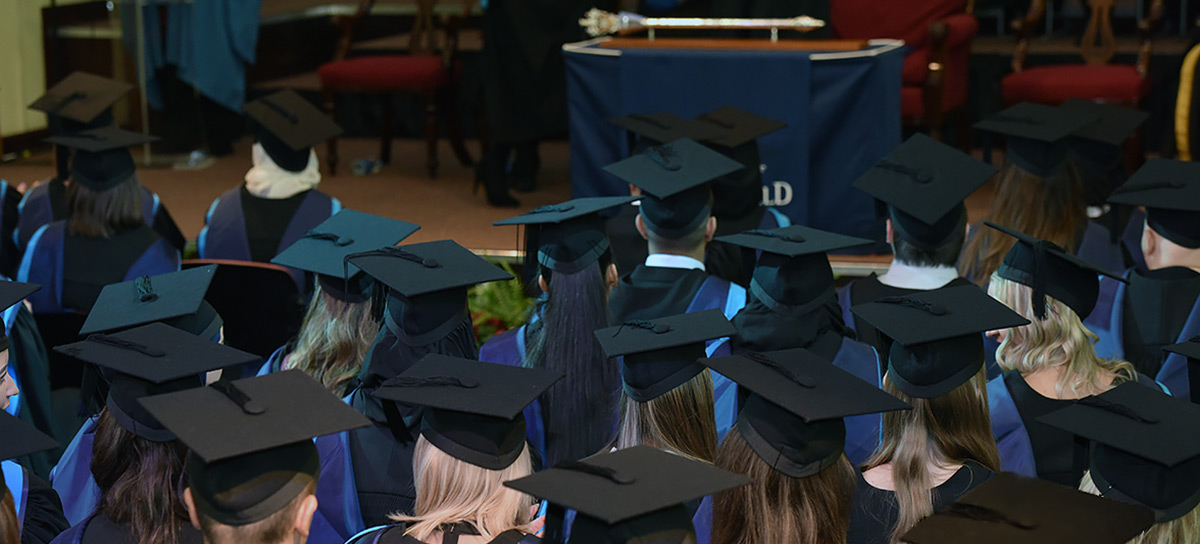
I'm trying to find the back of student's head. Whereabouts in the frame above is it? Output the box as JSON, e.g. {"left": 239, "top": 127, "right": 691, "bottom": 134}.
{"left": 193, "top": 480, "right": 316, "bottom": 544}
{"left": 389, "top": 435, "right": 535, "bottom": 540}
{"left": 867, "top": 367, "right": 999, "bottom": 543}
{"left": 959, "top": 163, "right": 1087, "bottom": 284}
{"left": 527, "top": 252, "right": 620, "bottom": 467}
{"left": 91, "top": 407, "right": 192, "bottom": 544}
{"left": 286, "top": 282, "right": 380, "bottom": 397}
{"left": 988, "top": 274, "right": 1136, "bottom": 397}
{"left": 642, "top": 211, "right": 711, "bottom": 255}
{"left": 612, "top": 370, "right": 716, "bottom": 463}
{"left": 892, "top": 220, "right": 965, "bottom": 268}
{"left": 712, "top": 425, "right": 854, "bottom": 544}
{"left": 66, "top": 174, "right": 145, "bottom": 239}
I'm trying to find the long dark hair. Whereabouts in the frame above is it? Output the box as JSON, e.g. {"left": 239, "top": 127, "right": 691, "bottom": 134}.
{"left": 0, "top": 485, "right": 17, "bottom": 544}
{"left": 524, "top": 254, "right": 620, "bottom": 467}
{"left": 91, "top": 409, "right": 192, "bottom": 544}
{"left": 66, "top": 176, "right": 145, "bottom": 238}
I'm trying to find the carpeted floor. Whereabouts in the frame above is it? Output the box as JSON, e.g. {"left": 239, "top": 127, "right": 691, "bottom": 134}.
{"left": 0, "top": 138, "right": 573, "bottom": 253}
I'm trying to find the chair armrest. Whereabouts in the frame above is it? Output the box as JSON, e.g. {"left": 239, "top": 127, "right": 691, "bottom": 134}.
{"left": 941, "top": 13, "right": 979, "bottom": 49}
{"left": 1138, "top": 0, "right": 1165, "bottom": 76}
{"left": 1011, "top": 0, "right": 1046, "bottom": 73}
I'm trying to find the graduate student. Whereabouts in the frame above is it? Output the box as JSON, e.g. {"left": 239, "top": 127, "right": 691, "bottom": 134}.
{"left": 199, "top": 90, "right": 343, "bottom": 284}
{"left": 0, "top": 280, "right": 59, "bottom": 478}
{"left": 48, "top": 324, "right": 258, "bottom": 543}
{"left": 49, "top": 266, "right": 227, "bottom": 523}
{"left": 900, "top": 472, "right": 1154, "bottom": 544}
{"left": 347, "top": 355, "right": 559, "bottom": 543}
{"left": 18, "top": 127, "right": 180, "bottom": 315}
{"left": 265, "top": 210, "right": 420, "bottom": 396}
{"left": 0, "top": 409, "right": 67, "bottom": 544}
{"left": 714, "top": 225, "right": 884, "bottom": 464}
{"left": 504, "top": 445, "right": 751, "bottom": 544}
{"left": 842, "top": 134, "right": 996, "bottom": 353}
{"left": 314, "top": 241, "right": 512, "bottom": 537}
{"left": 848, "top": 285, "right": 1026, "bottom": 544}
{"left": 23, "top": 72, "right": 186, "bottom": 257}
{"left": 702, "top": 348, "right": 910, "bottom": 544}
{"left": 1086, "top": 159, "right": 1200, "bottom": 397}
{"left": 483, "top": 197, "right": 633, "bottom": 467}
{"left": 606, "top": 109, "right": 791, "bottom": 286}
{"left": 602, "top": 138, "right": 748, "bottom": 325}
{"left": 982, "top": 223, "right": 1159, "bottom": 484}
{"left": 962, "top": 102, "right": 1123, "bottom": 283}
{"left": 1042, "top": 383, "right": 1200, "bottom": 544}
{"left": 139, "top": 370, "right": 370, "bottom": 544}
{"left": 595, "top": 309, "right": 735, "bottom": 465}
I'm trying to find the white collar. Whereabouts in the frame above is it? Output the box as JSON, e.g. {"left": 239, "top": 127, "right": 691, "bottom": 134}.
{"left": 877, "top": 260, "right": 959, "bottom": 290}
{"left": 644, "top": 254, "right": 706, "bottom": 272}
{"left": 244, "top": 142, "right": 321, "bottom": 199}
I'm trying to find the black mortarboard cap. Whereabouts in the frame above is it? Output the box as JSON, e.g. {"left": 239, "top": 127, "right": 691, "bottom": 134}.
{"left": 701, "top": 348, "right": 910, "bottom": 477}
{"left": 717, "top": 225, "right": 872, "bottom": 311}
{"left": 0, "top": 410, "right": 58, "bottom": 462}
{"left": 243, "top": 90, "right": 342, "bottom": 172}
{"left": 373, "top": 355, "right": 561, "bottom": 469}
{"left": 974, "top": 102, "right": 1098, "bottom": 178}
{"left": 1063, "top": 98, "right": 1149, "bottom": 148}
{"left": 28, "top": 72, "right": 133, "bottom": 127}
{"left": 272, "top": 210, "right": 420, "bottom": 302}
{"left": 987, "top": 221, "right": 1126, "bottom": 319}
{"left": 81, "top": 266, "right": 221, "bottom": 339}
{"left": 603, "top": 139, "right": 743, "bottom": 238}
{"left": 0, "top": 281, "right": 40, "bottom": 352}
{"left": 44, "top": 126, "right": 158, "bottom": 192}
{"left": 902, "top": 472, "right": 1155, "bottom": 544}
{"left": 853, "top": 134, "right": 997, "bottom": 250}
{"left": 141, "top": 370, "right": 369, "bottom": 525}
{"left": 695, "top": 106, "right": 786, "bottom": 149}
{"left": 608, "top": 113, "right": 727, "bottom": 146}
{"left": 851, "top": 285, "right": 1030, "bottom": 398}
{"left": 54, "top": 323, "right": 260, "bottom": 441}
{"left": 1164, "top": 337, "right": 1200, "bottom": 403}
{"left": 1108, "top": 158, "right": 1200, "bottom": 249}
{"left": 504, "top": 445, "right": 751, "bottom": 540}
{"left": 595, "top": 309, "right": 736, "bottom": 402}
{"left": 1039, "top": 383, "right": 1200, "bottom": 521}
{"left": 494, "top": 196, "right": 635, "bottom": 274}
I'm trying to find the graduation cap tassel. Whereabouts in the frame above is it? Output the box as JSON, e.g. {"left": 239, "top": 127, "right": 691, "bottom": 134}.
{"left": 554, "top": 460, "right": 636, "bottom": 485}
{"left": 742, "top": 352, "right": 815, "bottom": 388}
{"left": 1031, "top": 240, "right": 1050, "bottom": 319}
{"left": 939, "top": 503, "right": 1038, "bottom": 531}
{"left": 1076, "top": 396, "right": 1160, "bottom": 424}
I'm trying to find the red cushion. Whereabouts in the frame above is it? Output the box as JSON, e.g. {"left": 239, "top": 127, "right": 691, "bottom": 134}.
{"left": 318, "top": 55, "right": 449, "bottom": 90}
{"left": 832, "top": 0, "right": 967, "bottom": 49}
{"left": 1002, "top": 64, "right": 1149, "bottom": 105}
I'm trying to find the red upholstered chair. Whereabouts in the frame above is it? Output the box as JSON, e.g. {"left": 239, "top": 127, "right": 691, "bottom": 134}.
{"left": 831, "top": 0, "right": 979, "bottom": 141}
{"left": 318, "top": 0, "right": 473, "bottom": 177}
{"left": 1001, "top": 0, "right": 1164, "bottom": 107}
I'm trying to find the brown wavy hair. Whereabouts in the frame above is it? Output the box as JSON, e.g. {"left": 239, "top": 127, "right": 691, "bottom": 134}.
{"left": 611, "top": 370, "right": 717, "bottom": 463}
{"left": 285, "top": 284, "right": 379, "bottom": 397}
{"left": 958, "top": 164, "right": 1088, "bottom": 285}
{"left": 91, "top": 409, "right": 192, "bottom": 544}
{"left": 65, "top": 176, "right": 145, "bottom": 239}
{"left": 0, "top": 485, "right": 17, "bottom": 544}
{"left": 712, "top": 426, "right": 855, "bottom": 544}
{"left": 864, "top": 368, "right": 1000, "bottom": 543}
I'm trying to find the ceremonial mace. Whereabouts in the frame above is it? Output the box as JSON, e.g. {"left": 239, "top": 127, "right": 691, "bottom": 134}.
{"left": 579, "top": 9, "right": 826, "bottom": 42}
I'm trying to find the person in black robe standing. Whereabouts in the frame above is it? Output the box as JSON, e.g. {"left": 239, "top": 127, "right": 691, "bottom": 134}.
{"left": 480, "top": 0, "right": 615, "bottom": 206}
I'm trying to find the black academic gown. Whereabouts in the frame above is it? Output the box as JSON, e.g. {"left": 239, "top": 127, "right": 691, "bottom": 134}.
{"left": 21, "top": 473, "right": 69, "bottom": 544}
{"left": 482, "top": 0, "right": 613, "bottom": 144}
{"left": 846, "top": 461, "right": 993, "bottom": 544}
{"left": 609, "top": 265, "right": 712, "bottom": 323}
{"left": 1119, "top": 267, "right": 1200, "bottom": 377}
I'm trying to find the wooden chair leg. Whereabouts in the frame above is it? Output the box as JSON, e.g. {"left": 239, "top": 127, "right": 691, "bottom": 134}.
{"left": 440, "top": 85, "right": 473, "bottom": 167}
{"left": 323, "top": 89, "right": 339, "bottom": 176}
{"left": 424, "top": 89, "right": 439, "bottom": 178}
{"left": 380, "top": 94, "right": 393, "bottom": 166}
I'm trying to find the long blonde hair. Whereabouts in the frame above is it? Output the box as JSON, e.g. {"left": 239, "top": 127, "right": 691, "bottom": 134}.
{"left": 864, "top": 368, "right": 1000, "bottom": 543}
{"left": 1080, "top": 471, "right": 1200, "bottom": 544}
{"left": 712, "top": 426, "right": 855, "bottom": 544}
{"left": 390, "top": 435, "right": 535, "bottom": 541}
{"left": 611, "top": 370, "right": 717, "bottom": 463}
{"left": 285, "top": 283, "right": 379, "bottom": 397}
{"left": 988, "top": 275, "right": 1137, "bottom": 398}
